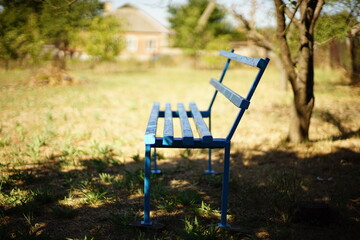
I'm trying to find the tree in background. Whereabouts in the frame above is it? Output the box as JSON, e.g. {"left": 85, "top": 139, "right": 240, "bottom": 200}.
{"left": 0, "top": 0, "right": 103, "bottom": 69}
{"left": 315, "top": 0, "right": 360, "bottom": 85}
{"left": 233, "top": 0, "right": 359, "bottom": 143}
{"left": 168, "top": 0, "right": 240, "bottom": 66}
{"left": 0, "top": 1, "right": 44, "bottom": 69}
{"left": 337, "top": 0, "right": 360, "bottom": 85}
{"left": 40, "top": 0, "right": 103, "bottom": 69}
{"left": 74, "top": 16, "right": 125, "bottom": 64}
{"left": 350, "top": 24, "right": 360, "bottom": 85}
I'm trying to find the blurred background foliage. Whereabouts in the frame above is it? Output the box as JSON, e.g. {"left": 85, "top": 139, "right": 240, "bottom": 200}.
{"left": 0, "top": 0, "right": 358, "bottom": 72}
{"left": 0, "top": 0, "right": 103, "bottom": 68}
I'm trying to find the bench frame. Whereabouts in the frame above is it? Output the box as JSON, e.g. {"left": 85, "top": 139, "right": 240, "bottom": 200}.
{"left": 141, "top": 50, "right": 270, "bottom": 228}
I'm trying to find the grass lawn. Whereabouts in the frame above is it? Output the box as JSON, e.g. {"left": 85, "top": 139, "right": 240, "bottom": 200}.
{"left": 0, "top": 63, "right": 359, "bottom": 239}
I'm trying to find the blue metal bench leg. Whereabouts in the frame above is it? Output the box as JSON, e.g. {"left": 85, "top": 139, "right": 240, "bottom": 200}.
{"left": 142, "top": 144, "right": 152, "bottom": 226}
{"left": 204, "top": 149, "right": 217, "bottom": 174}
{"left": 204, "top": 115, "right": 217, "bottom": 174}
{"left": 152, "top": 148, "right": 161, "bottom": 174}
{"left": 218, "top": 144, "right": 231, "bottom": 228}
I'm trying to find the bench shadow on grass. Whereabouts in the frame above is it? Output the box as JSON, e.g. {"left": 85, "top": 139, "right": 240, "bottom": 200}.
{"left": 229, "top": 144, "right": 359, "bottom": 240}
{"left": 0, "top": 142, "right": 359, "bottom": 239}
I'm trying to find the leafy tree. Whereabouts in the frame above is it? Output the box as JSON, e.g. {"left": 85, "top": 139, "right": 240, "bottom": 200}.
{"left": 0, "top": 0, "right": 103, "bottom": 68}
{"left": 168, "top": 0, "right": 237, "bottom": 58}
{"left": 0, "top": 0, "right": 43, "bottom": 68}
{"left": 40, "top": 0, "right": 102, "bottom": 48}
{"left": 74, "top": 16, "right": 125, "bottom": 62}
{"left": 315, "top": 12, "right": 352, "bottom": 43}
{"left": 201, "top": 35, "right": 232, "bottom": 68}
{"left": 317, "top": 0, "right": 360, "bottom": 85}
{"left": 16, "top": 13, "right": 44, "bottom": 65}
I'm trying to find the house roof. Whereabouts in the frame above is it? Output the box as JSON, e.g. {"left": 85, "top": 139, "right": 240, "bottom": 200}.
{"left": 112, "top": 3, "right": 170, "bottom": 34}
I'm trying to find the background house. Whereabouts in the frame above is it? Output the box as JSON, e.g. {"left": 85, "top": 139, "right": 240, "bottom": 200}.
{"left": 105, "top": 2, "right": 171, "bottom": 61}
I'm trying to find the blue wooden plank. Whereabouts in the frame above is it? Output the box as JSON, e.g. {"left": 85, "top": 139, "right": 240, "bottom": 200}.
{"left": 208, "top": 49, "right": 234, "bottom": 112}
{"left": 163, "top": 103, "right": 174, "bottom": 145}
{"left": 189, "top": 102, "right": 212, "bottom": 143}
{"left": 220, "top": 50, "right": 262, "bottom": 67}
{"left": 159, "top": 111, "right": 210, "bottom": 118}
{"left": 177, "top": 103, "right": 194, "bottom": 145}
{"left": 209, "top": 78, "right": 250, "bottom": 109}
{"left": 144, "top": 102, "right": 160, "bottom": 144}
{"left": 152, "top": 137, "right": 228, "bottom": 148}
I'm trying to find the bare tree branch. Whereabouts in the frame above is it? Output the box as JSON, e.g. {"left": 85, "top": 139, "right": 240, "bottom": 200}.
{"left": 283, "top": 0, "right": 303, "bottom": 34}
{"left": 232, "top": 9, "right": 251, "bottom": 31}
{"left": 249, "top": 0, "right": 257, "bottom": 30}
{"left": 43, "top": 0, "right": 78, "bottom": 10}
{"left": 315, "top": 36, "right": 336, "bottom": 46}
{"left": 310, "top": 0, "right": 325, "bottom": 32}
{"left": 195, "top": 1, "right": 217, "bottom": 32}
{"left": 274, "top": 0, "right": 297, "bottom": 83}
{"left": 229, "top": 7, "right": 274, "bottom": 51}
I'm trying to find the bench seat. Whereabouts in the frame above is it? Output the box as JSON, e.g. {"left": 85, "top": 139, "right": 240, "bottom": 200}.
{"left": 144, "top": 102, "right": 214, "bottom": 146}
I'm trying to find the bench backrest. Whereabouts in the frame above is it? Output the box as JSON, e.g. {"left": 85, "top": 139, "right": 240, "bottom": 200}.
{"left": 208, "top": 49, "right": 270, "bottom": 141}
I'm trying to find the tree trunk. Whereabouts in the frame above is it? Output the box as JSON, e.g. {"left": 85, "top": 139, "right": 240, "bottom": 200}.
{"left": 53, "top": 50, "right": 66, "bottom": 70}
{"left": 53, "top": 40, "right": 68, "bottom": 70}
{"left": 274, "top": 0, "right": 323, "bottom": 143}
{"left": 287, "top": 51, "right": 315, "bottom": 143}
{"left": 288, "top": 1, "right": 319, "bottom": 143}
{"left": 288, "top": 71, "right": 315, "bottom": 143}
{"left": 195, "top": 1, "right": 216, "bottom": 32}
{"left": 350, "top": 24, "right": 360, "bottom": 85}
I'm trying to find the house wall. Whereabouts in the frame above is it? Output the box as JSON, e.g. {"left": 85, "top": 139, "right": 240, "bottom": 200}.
{"left": 120, "top": 32, "right": 169, "bottom": 61}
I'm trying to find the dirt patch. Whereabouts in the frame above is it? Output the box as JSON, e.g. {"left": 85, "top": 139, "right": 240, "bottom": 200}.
{"left": 29, "top": 67, "right": 81, "bottom": 86}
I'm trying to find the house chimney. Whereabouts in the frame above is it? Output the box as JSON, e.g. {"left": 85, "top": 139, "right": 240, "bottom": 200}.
{"left": 104, "top": 1, "right": 112, "bottom": 13}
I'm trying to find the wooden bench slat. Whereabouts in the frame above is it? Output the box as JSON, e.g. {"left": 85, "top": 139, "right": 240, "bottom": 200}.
{"left": 220, "top": 50, "right": 263, "bottom": 67}
{"left": 189, "top": 102, "right": 213, "bottom": 143}
{"left": 210, "top": 78, "right": 250, "bottom": 109}
{"left": 163, "top": 103, "right": 174, "bottom": 145}
{"left": 177, "top": 103, "right": 194, "bottom": 145}
{"left": 144, "top": 102, "right": 160, "bottom": 144}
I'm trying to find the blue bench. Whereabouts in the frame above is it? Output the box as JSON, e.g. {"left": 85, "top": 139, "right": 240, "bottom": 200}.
{"left": 140, "top": 50, "right": 270, "bottom": 228}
